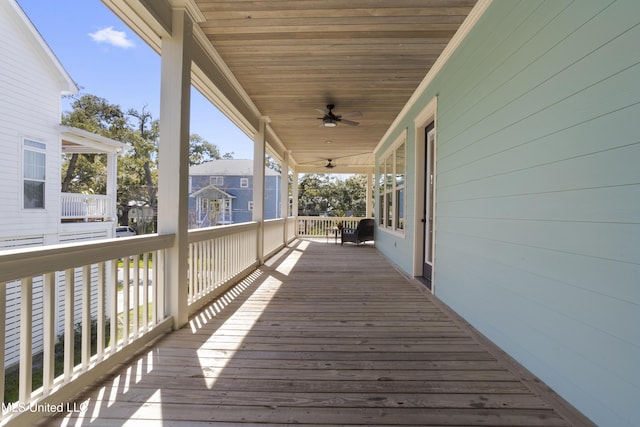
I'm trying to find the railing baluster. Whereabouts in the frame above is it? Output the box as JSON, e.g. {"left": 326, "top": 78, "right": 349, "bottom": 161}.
{"left": 142, "top": 253, "right": 149, "bottom": 331}
{"left": 19, "top": 278, "right": 33, "bottom": 404}
{"left": 188, "top": 243, "right": 193, "bottom": 303}
{"left": 199, "top": 240, "right": 204, "bottom": 294}
{"left": 64, "top": 269, "right": 74, "bottom": 381}
{"left": 207, "top": 239, "right": 212, "bottom": 292}
{"left": 197, "top": 243, "right": 201, "bottom": 301}
{"left": 122, "top": 258, "right": 130, "bottom": 345}
{"left": 42, "top": 272, "right": 55, "bottom": 393}
{"left": 109, "top": 259, "right": 118, "bottom": 354}
{"left": 81, "top": 265, "right": 91, "bottom": 369}
{"left": 198, "top": 241, "right": 203, "bottom": 297}
{"left": 152, "top": 251, "right": 159, "bottom": 326}
{"left": 97, "top": 262, "right": 105, "bottom": 360}
{"left": 156, "top": 251, "right": 165, "bottom": 323}
{"left": 132, "top": 254, "right": 140, "bottom": 339}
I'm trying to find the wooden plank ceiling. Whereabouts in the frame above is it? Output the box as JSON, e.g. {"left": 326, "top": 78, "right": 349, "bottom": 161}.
{"left": 194, "top": 0, "right": 477, "bottom": 171}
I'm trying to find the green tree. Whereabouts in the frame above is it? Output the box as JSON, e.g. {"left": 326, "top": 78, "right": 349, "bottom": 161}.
{"left": 189, "top": 134, "right": 221, "bottom": 165}
{"left": 298, "top": 174, "right": 330, "bottom": 215}
{"left": 338, "top": 174, "right": 367, "bottom": 216}
{"left": 61, "top": 94, "right": 129, "bottom": 194}
{"left": 298, "top": 173, "right": 367, "bottom": 216}
{"left": 126, "top": 108, "right": 158, "bottom": 201}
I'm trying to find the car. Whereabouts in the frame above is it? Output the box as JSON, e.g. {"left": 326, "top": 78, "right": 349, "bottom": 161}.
{"left": 115, "top": 226, "right": 137, "bottom": 237}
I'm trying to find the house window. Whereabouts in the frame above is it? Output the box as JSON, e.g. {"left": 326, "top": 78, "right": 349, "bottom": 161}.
{"left": 23, "top": 139, "right": 46, "bottom": 209}
{"left": 395, "top": 143, "right": 405, "bottom": 230}
{"left": 378, "top": 170, "right": 385, "bottom": 226}
{"left": 240, "top": 177, "right": 249, "bottom": 188}
{"left": 248, "top": 201, "right": 254, "bottom": 211}
{"left": 378, "top": 135, "right": 406, "bottom": 232}
{"left": 385, "top": 155, "right": 393, "bottom": 228}
{"left": 210, "top": 176, "right": 224, "bottom": 186}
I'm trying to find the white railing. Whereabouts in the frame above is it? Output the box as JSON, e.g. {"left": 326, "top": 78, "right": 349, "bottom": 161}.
{"left": 297, "top": 216, "right": 364, "bottom": 238}
{"left": 0, "top": 235, "right": 173, "bottom": 426}
{"left": 60, "top": 193, "right": 112, "bottom": 221}
{"left": 263, "top": 218, "right": 286, "bottom": 259}
{"left": 187, "top": 222, "right": 259, "bottom": 315}
{"left": 0, "top": 219, "right": 293, "bottom": 426}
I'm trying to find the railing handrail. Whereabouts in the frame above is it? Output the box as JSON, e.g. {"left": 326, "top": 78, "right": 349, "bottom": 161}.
{"left": 264, "top": 218, "right": 286, "bottom": 224}
{"left": 0, "top": 234, "right": 174, "bottom": 284}
{"left": 296, "top": 215, "right": 365, "bottom": 219}
{"left": 188, "top": 221, "right": 258, "bottom": 244}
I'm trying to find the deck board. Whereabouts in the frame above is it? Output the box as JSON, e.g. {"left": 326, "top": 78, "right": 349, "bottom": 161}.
{"left": 39, "top": 239, "right": 592, "bottom": 426}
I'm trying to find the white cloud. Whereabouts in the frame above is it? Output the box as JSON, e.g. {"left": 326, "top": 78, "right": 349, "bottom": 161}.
{"left": 89, "top": 27, "right": 134, "bottom": 49}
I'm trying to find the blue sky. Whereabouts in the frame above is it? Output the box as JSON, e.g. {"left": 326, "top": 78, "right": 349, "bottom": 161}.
{"left": 17, "top": 0, "right": 254, "bottom": 159}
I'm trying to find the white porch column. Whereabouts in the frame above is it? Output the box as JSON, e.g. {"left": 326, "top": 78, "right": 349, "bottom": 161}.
{"left": 292, "top": 170, "right": 299, "bottom": 213}
{"left": 253, "top": 119, "right": 267, "bottom": 263}
{"left": 280, "top": 152, "right": 289, "bottom": 243}
{"left": 280, "top": 152, "right": 290, "bottom": 218}
{"left": 292, "top": 169, "right": 299, "bottom": 235}
{"left": 106, "top": 152, "right": 118, "bottom": 222}
{"left": 366, "top": 170, "right": 374, "bottom": 218}
{"left": 158, "top": 7, "right": 193, "bottom": 330}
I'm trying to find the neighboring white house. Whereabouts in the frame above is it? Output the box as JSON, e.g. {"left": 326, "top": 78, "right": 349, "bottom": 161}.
{"left": 0, "top": 0, "right": 125, "bottom": 368}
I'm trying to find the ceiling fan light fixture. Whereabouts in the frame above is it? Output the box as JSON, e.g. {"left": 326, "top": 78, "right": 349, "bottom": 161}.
{"left": 316, "top": 104, "right": 360, "bottom": 127}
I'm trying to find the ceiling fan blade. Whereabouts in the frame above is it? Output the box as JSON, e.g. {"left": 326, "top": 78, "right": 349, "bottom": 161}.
{"left": 340, "top": 119, "right": 360, "bottom": 126}
{"left": 314, "top": 108, "right": 328, "bottom": 115}
{"left": 340, "top": 111, "right": 362, "bottom": 118}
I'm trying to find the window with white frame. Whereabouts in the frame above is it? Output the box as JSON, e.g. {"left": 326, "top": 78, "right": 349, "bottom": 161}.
{"left": 378, "top": 134, "right": 406, "bottom": 232}
{"left": 23, "top": 139, "right": 46, "bottom": 209}
{"left": 210, "top": 176, "right": 224, "bottom": 186}
{"left": 395, "top": 143, "right": 406, "bottom": 230}
{"left": 240, "top": 177, "right": 249, "bottom": 188}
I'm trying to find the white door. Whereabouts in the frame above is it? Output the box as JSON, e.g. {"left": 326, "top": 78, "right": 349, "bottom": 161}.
{"left": 423, "top": 123, "right": 435, "bottom": 289}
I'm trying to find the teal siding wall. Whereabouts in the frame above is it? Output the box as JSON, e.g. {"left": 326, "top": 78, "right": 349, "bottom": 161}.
{"left": 376, "top": 1, "right": 640, "bottom": 425}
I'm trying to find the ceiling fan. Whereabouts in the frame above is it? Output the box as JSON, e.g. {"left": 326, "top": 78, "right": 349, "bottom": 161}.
{"left": 315, "top": 104, "right": 361, "bottom": 127}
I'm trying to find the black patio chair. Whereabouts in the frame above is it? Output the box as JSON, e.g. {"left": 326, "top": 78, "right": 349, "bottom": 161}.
{"left": 341, "top": 218, "right": 375, "bottom": 245}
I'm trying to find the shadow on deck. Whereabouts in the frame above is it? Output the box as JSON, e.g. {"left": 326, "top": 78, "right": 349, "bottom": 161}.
{"left": 39, "top": 239, "right": 593, "bottom": 426}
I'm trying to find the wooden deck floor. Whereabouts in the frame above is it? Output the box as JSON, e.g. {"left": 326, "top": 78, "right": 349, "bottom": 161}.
{"left": 41, "top": 239, "right": 593, "bottom": 426}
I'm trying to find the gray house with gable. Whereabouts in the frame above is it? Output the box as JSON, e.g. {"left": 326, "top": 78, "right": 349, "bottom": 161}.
{"left": 189, "top": 159, "right": 281, "bottom": 228}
